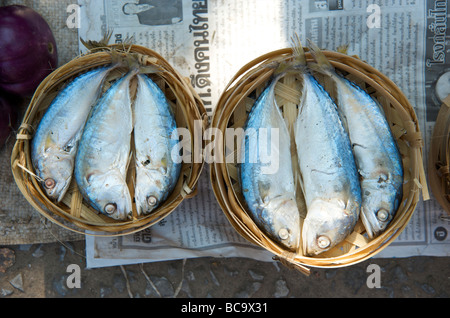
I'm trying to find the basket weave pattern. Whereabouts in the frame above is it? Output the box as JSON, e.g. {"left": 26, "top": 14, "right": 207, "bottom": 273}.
{"left": 428, "top": 95, "right": 450, "bottom": 215}
{"left": 11, "top": 44, "right": 207, "bottom": 235}
{"left": 210, "top": 48, "right": 428, "bottom": 274}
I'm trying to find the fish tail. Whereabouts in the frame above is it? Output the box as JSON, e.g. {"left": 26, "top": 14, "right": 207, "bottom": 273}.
{"left": 110, "top": 49, "right": 124, "bottom": 67}
{"left": 273, "top": 33, "right": 307, "bottom": 77}
{"left": 80, "top": 29, "right": 114, "bottom": 50}
{"left": 110, "top": 50, "right": 162, "bottom": 75}
{"left": 306, "top": 39, "right": 335, "bottom": 76}
{"left": 290, "top": 33, "right": 307, "bottom": 68}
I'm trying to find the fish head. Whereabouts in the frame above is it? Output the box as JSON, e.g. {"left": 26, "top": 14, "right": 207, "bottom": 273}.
{"left": 262, "top": 196, "right": 301, "bottom": 251}
{"left": 34, "top": 152, "right": 73, "bottom": 202}
{"left": 87, "top": 173, "right": 133, "bottom": 221}
{"left": 360, "top": 179, "right": 403, "bottom": 238}
{"left": 135, "top": 171, "right": 169, "bottom": 216}
{"left": 302, "top": 198, "right": 358, "bottom": 256}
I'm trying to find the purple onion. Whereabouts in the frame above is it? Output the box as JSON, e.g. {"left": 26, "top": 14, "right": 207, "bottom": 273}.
{"left": 0, "top": 5, "right": 58, "bottom": 96}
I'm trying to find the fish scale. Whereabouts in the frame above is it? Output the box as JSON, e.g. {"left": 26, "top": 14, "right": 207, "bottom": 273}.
{"left": 308, "top": 40, "right": 403, "bottom": 238}
{"left": 334, "top": 76, "right": 403, "bottom": 238}
{"left": 133, "top": 74, "right": 181, "bottom": 216}
{"left": 239, "top": 75, "right": 301, "bottom": 251}
{"left": 295, "top": 72, "right": 362, "bottom": 256}
{"left": 31, "top": 65, "right": 115, "bottom": 202}
{"left": 74, "top": 70, "right": 136, "bottom": 221}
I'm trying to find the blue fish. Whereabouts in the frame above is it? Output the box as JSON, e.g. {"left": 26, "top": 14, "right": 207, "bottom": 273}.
{"left": 295, "top": 71, "right": 362, "bottom": 256}
{"left": 133, "top": 74, "right": 181, "bottom": 215}
{"left": 31, "top": 65, "right": 115, "bottom": 202}
{"left": 239, "top": 74, "right": 301, "bottom": 251}
{"left": 74, "top": 70, "right": 137, "bottom": 220}
{"left": 308, "top": 40, "right": 403, "bottom": 238}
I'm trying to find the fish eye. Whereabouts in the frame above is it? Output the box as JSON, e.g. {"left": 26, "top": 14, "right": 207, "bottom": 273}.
{"left": 317, "top": 235, "right": 331, "bottom": 249}
{"left": 104, "top": 203, "right": 117, "bottom": 214}
{"left": 376, "top": 209, "right": 389, "bottom": 222}
{"left": 44, "top": 178, "right": 56, "bottom": 190}
{"left": 147, "top": 195, "right": 158, "bottom": 207}
{"left": 278, "top": 228, "right": 290, "bottom": 240}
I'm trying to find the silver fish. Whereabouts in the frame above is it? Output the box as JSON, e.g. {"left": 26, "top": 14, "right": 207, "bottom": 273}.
{"left": 74, "top": 70, "right": 137, "bottom": 220}
{"left": 308, "top": 40, "right": 403, "bottom": 238}
{"left": 134, "top": 74, "right": 181, "bottom": 215}
{"left": 239, "top": 74, "right": 301, "bottom": 251}
{"left": 293, "top": 37, "right": 361, "bottom": 256}
{"left": 31, "top": 65, "right": 115, "bottom": 202}
{"left": 294, "top": 71, "right": 362, "bottom": 256}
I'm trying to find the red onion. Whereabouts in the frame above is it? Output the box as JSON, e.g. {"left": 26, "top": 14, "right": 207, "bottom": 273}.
{"left": 0, "top": 5, "right": 58, "bottom": 96}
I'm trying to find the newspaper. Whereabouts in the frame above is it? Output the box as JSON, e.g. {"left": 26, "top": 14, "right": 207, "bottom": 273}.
{"left": 76, "top": 0, "right": 450, "bottom": 268}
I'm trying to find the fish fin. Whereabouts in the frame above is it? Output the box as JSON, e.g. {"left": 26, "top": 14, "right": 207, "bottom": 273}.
{"left": 44, "top": 134, "right": 54, "bottom": 152}
{"left": 337, "top": 107, "right": 349, "bottom": 132}
{"left": 296, "top": 170, "right": 306, "bottom": 197}
{"left": 85, "top": 170, "right": 100, "bottom": 184}
{"left": 257, "top": 181, "right": 271, "bottom": 203}
{"left": 306, "top": 39, "right": 335, "bottom": 76}
{"left": 125, "top": 151, "right": 133, "bottom": 173}
{"left": 274, "top": 33, "right": 307, "bottom": 77}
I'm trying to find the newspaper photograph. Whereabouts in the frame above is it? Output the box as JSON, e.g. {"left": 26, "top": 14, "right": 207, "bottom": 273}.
{"left": 76, "top": 0, "right": 450, "bottom": 268}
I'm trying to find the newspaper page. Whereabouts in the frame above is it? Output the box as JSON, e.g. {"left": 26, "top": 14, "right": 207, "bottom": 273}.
{"left": 76, "top": 0, "right": 450, "bottom": 268}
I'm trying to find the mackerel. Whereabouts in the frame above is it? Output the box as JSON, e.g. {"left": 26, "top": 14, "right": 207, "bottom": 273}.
{"left": 239, "top": 73, "right": 301, "bottom": 251}
{"left": 308, "top": 40, "right": 403, "bottom": 238}
{"left": 134, "top": 74, "right": 181, "bottom": 215}
{"left": 291, "top": 41, "right": 361, "bottom": 255}
{"left": 74, "top": 70, "right": 136, "bottom": 220}
{"left": 31, "top": 65, "right": 115, "bottom": 202}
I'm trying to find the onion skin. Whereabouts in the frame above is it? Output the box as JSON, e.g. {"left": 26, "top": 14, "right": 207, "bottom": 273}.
{"left": 0, "top": 5, "right": 58, "bottom": 96}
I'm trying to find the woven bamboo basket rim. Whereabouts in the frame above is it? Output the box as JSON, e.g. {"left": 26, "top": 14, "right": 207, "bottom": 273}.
{"left": 11, "top": 43, "right": 207, "bottom": 236}
{"left": 210, "top": 48, "right": 429, "bottom": 274}
{"left": 428, "top": 94, "right": 450, "bottom": 216}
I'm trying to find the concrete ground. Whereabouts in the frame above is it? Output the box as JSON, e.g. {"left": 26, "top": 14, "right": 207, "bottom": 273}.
{"left": 0, "top": 240, "right": 448, "bottom": 298}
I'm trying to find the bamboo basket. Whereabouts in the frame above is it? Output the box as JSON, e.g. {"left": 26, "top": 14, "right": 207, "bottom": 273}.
{"left": 11, "top": 44, "right": 207, "bottom": 236}
{"left": 428, "top": 94, "right": 450, "bottom": 215}
{"left": 210, "top": 48, "right": 429, "bottom": 275}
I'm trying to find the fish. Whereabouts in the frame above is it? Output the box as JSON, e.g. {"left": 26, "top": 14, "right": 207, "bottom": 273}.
{"left": 291, "top": 43, "right": 362, "bottom": 256}
{"left": 74, "top": 70, "right": 137, "bottom": 220}
{"left": 31, "top": 65, "right": 116, "bottom": 202}
{"left": 308, "top": 40, "right": 404, "bottom": 238}
{"left": 133, "top": 74, "right": 181, "bottom": 215}
{"left": 239, "top": 72, "right": 301, "bottom": 251}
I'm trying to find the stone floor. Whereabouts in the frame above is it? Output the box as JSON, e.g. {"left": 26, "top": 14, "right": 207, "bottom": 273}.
{"left": 0, "top": 240, "right": 448, "bottom": 298}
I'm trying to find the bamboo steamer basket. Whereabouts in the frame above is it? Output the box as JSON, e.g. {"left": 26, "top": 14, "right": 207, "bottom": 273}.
{"left": 210, "top": 48, "right": 429, "bottom": 275}
{"left": 428, "top": 94, "right": 450, "bottom": 215}
{"left": 11, "top": 44, "right": 207, "bottom": 236}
